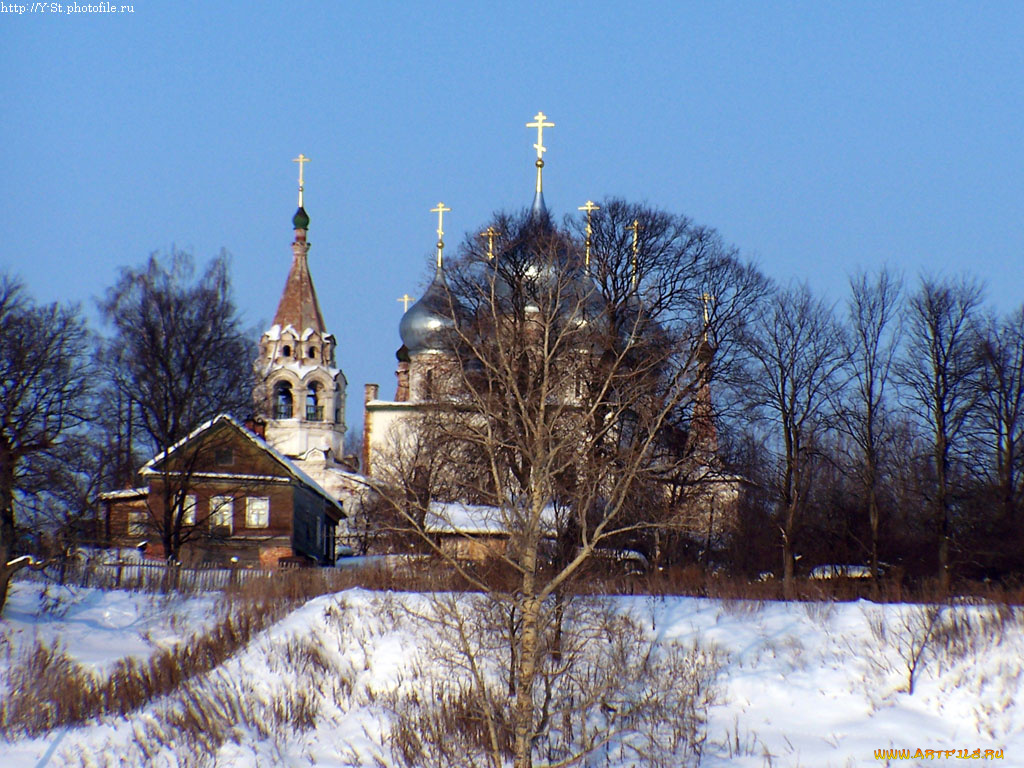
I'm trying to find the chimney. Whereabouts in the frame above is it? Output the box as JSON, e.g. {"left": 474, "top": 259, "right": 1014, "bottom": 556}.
{"left": 363, "top": 383, "right": 379, "bottom": 477}
{"left": 244, "top": 416, "right": 267, "bottom": 439}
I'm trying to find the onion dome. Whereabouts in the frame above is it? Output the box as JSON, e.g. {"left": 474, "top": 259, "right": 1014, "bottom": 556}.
{"left": 292, "top": 206, "right": 310, "bottom": 230}
{"left": 399, "top": 264, "right": 459, "bottom": 354}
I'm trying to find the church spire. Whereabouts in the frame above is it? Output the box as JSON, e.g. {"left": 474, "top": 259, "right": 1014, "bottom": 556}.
{"left": 291, "top": 154, "right": 310, "bottom": 231}
{"left": 273, "top": 154, "right": 326, "bottom": 335}
{"left": 526, "top": 111, "right": 553, "bottom": 218}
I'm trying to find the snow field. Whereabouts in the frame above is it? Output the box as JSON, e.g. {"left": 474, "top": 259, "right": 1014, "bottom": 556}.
{"left": 0, "top": 581, "right": 1021, "bottom": 767}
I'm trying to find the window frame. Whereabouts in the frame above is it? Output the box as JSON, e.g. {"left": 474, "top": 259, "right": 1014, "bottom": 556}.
{"left": 182, "top": 494, "right": 197, "bottom": 526}
{"left": 209, "top": 496, "right": 234, "bottom": 532}
{"left": 127, "top": 507, "right": 147, "bottom": 536}
{"left": 245, "top": 496, "right": 270, "bottom": 529}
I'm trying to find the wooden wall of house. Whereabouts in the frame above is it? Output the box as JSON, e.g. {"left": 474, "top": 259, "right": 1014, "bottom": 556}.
{"left": 292, "top": 484, "right": 336, "bottom": 565}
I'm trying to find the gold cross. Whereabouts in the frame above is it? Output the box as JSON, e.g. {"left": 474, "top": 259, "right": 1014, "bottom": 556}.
{"left": 578, "top": 201, "right": 600, "bottom": 270}
{"left": 292, "top": 154, "right": 310, "bottom": 207}
{"left": 480, "top": 226, "right": 499, "bottom": 260}
{"left": 625, "top": 218, "right": 641, "bottom": 288}
{"left": 700, "top": 293, "right": 717, "bottom": 340}
{"left": 431, "top": 201, "right": 451, "bottom": 240}
{"left": 526, "top": 111, "right": 554, "bottom": 160}
{"left": 431, "top": 202, "right": 451, "bottom": 268}
{"left": 397, "top": 294, "right": 415, "bottom": 312}
{"left": 701, "top": 293, "right": 715, "bottom": 325}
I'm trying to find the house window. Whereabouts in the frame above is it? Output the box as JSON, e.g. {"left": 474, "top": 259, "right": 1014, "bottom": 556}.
{"left": 306, "top": 382, "right": 323, "bottom": 421}
{"left": 215, "top": 448, "right": 234, "bottom": 466}
{"left": 246, "top": 497, "right": 270, "bottom": 528}
{"left": 210, "top": 496, "right": 234, "bottom": 532}
{"left": 274, "top": 381, "right": 293, "bottom": 419}
{"left": 128, "top": 508, "right": 147, "bottom": 536}
{"left": 182, "top": 494, "right": 197, "bottom": 526}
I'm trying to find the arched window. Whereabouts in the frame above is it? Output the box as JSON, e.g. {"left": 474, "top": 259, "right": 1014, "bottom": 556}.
{"left": 282, "top": 344, "right": 291, "bottom": 358}
{"left": 308, "top": 346, "right": 317, "bottom": 359}
{"left": 274, "top": 382, "right": 293, "bottom": 419}
{"left": 306, "top": 382, "right": 323, "bottom": 421}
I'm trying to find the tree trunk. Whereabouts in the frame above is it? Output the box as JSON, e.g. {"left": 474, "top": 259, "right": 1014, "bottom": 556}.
{"left": 782, "top": 515, "right": 795, "bottom": 599}
{"left": 0, "top": 437, "right": 17, "bottom": 614}
{"left": 867, "top": 460, "right": 880, "bottom": 579}
{"left": 513, "top": 592, "right": 539, "bottom": 768}
{"left": 512, "top": 511, "right": 541, "bottom": 768}
{"left": 0, "top": 562, "right": 11, "bottom": 614}
{"left": 935, "top": 426, "right": 951, "bottom": 592}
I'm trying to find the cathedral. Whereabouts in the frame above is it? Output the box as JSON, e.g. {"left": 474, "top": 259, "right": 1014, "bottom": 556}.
{"left": 97, "top": 112, "right": 737, "bottom": 567}
{"left": 255, "top": 113, "right": 742, "bottom": 561}
{"left": 258, "top": 115, "right": 571, "bottom": 501}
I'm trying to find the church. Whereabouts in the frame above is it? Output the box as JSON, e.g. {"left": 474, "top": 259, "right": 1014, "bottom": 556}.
{"left": 103, "top": 112, "right": 743, "bottom": 567}
{"left": 256, "top": 111, "right": 745, "bottom": 564}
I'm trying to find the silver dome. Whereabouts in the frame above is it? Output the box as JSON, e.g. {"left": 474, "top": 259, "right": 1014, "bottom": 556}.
{"left": 399, "top": 265, "right": 459, "bottom": 354}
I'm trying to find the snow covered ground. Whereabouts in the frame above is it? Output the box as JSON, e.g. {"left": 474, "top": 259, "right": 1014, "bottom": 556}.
{"left": 1, "top": 580, "right": 1020, "bottom": 767}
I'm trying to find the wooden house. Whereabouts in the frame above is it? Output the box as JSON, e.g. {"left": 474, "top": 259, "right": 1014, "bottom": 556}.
{"left": 100, "top": 414, "right": 344, "bottom": 567}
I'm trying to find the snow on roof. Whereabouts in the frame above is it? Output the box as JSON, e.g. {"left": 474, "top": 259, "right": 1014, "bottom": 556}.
{"left": 139, "top": 414, "right": 343, "bottom": 515}
{"left": 267, "top": 361, "right": 342, "bottom": 380}
{"left": 262, "top": 324, "right": 334, "bottom": 343}
{"left": 425, "top": 501, "right": 558, "bottom": 536}
{"left": 98, "top": 487, "right": 148, "bottom": 501}
{"left": 809, "top": 564, "right": 874, "bottom": 580}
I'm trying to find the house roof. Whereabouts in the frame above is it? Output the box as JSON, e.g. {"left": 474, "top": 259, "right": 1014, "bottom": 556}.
{"left": 140, "top": 414, "right": 344, "bottom": 516}
{"left": 425, "top": 501, "right": 558, "bottom": 536}
{"left": 98, "top": 487, "right": 148, "bottom": 501}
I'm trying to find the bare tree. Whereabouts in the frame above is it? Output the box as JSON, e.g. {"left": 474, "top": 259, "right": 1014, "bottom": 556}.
{"left": 371, "top": 208, "right": 753, "bottom": 767}
{"left": 898, "top": 275, "right": 983, "bottom": 589}
{"left": 974, "top": 306, "right": 1024, "bottom": 527}
{"left": 0, "top": 275, "right": 91, "bottom": 612}
{"left": 840, "top": 269, "right": 903, "bottom": 577}
{"left": 739, "top": 282, "right": 848, "bottom": 594}
{"left": 97, "top": 251, "right": 255, "bottom": 562}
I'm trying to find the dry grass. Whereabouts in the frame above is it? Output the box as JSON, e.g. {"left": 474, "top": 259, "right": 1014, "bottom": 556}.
{"left": 380, "top": 595, "right": 725, "bottom": 768}
{"left": 0, "top": 571, "right": 355, "bottom": 738}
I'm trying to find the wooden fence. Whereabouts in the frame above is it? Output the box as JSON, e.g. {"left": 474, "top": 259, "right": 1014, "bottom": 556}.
{"left": 18, "top": 558, "right": 290, "bottom": 593}
{"left": 13, "top": 553, "right": 436, "bottom": 595}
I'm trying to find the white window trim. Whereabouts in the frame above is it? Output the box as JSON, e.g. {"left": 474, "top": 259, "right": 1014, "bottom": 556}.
{"left": 210, "top": 496, "right": 234, "bottom": 532}
{"left": 246, "top": 496, "right": 270, "bottom": 529}
{"left": 182, "top": 494, "right": 197, "bottom": 526}
{"left": 128, "top": 508, "right": 147, "bottom": 536}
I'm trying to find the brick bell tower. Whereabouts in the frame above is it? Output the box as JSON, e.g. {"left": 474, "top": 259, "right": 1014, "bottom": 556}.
{"left": 257, "top": 154, "right": 347, "bottom": 461}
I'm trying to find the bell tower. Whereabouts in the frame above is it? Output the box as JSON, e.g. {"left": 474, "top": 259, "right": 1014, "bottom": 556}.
{"left": 257, "top": 155, "right": 347, "bottom": 461}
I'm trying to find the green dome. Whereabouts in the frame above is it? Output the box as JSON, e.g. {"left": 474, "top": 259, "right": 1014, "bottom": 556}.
{"left": 292, "top": 206, "right": 310, "bottom": 230}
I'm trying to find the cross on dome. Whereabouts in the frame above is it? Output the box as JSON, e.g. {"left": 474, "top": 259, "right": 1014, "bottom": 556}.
{"left": 579, "top": 200, "right": 600, "bottom": 270}
{"left": 431, "top": 202, "right": 452, "bottom": 268}
{"left": 526, "top": 111, "right": 554, "bottom": 161}
{"left": 292, "top": 154, "right": 310, "bottom": 207}
{"left": 480, "top": 226, "right": 499, "bottom": 260}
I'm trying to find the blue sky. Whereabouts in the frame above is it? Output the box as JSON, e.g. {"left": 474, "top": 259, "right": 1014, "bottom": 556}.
{"left": 2, "top": 1, "right": 1022, "bottom": 429}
